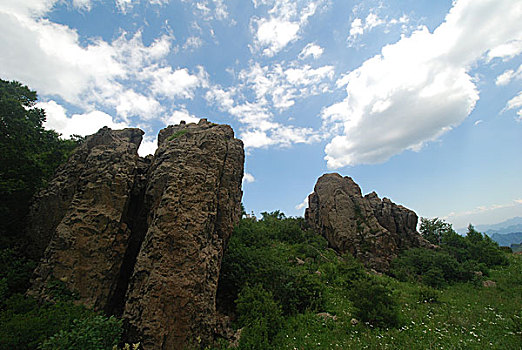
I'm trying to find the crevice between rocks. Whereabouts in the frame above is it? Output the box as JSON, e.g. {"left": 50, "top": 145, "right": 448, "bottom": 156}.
{"left": 105, "top": 157, "right": 151, "bottom": 317}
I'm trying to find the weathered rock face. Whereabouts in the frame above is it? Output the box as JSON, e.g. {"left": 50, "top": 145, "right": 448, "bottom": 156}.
{"left": 27, "top": 127, "right": 144, "bottom": 310}
{"left": 305, "top": 173, "right": 430, "bottom": 271}
{"left": 26, "top": 120, "right": 244, "bottom": 349}
{"left": 123, "top": 120, "right": 244, "bottom": 349}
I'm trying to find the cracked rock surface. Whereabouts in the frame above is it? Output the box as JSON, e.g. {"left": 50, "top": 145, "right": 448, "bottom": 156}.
{"left": 26, "top": 120, "right": 244, "bottom": 350}
{"left": 305, "top": 173, "right": 430, "bottom": 271}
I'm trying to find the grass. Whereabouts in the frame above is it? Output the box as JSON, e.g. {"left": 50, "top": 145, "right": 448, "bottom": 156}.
{"left": 167, "top": 129, "right": 188, "bottom": 141}
{"left": 269, "top": 254, "right": 522, "bottom": 350}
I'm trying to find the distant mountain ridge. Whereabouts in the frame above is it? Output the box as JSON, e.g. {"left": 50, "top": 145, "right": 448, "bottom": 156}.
{"left": 489, "top": 232, "right": 522, "bottom": 247}
{"left": 457, "top": 217, "right": 522, "bottom": 247}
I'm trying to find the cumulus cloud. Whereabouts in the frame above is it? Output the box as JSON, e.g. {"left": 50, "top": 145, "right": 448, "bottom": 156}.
{"left": 162, "top": 109, "right": 201, "bottom": 125}
{"left": 251, "top": 0, "right": 326, "bottom": 57}
{"left": 37, "top": 100, "right": 129, "bottom": 138}
{"left": 347, "top": 10, "right": 408, "bottom": 46}
{"left": 206, "top": 58, "right": 333, "bottom": 149}
{"left": 138, "top": 135, "right": 158, "bottom": 157}
{"left": 0, "top": 2, "right": 213, "bottom": 127}
{"left": 243, "top": 173, "right": 255, "bottom": 184}
{"left": 495, "top": 64, "right": 522, "bottom": 86}
{"left": 143, "top": 66, "right": 206, "bottom": 99}
{"left": 299, "top": 43, "right": 323, "bottom": 59}
{"left": 487, "top": 39, "right": 522, "bottom": 62}
{"left": 322, "top": 0, "right": 522, "bottom": 168}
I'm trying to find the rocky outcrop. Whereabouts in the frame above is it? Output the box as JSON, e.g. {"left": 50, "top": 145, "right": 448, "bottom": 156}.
{"left": 123, "top": 120, "right": 244, "bottom": 349}
{"left": 26, "top": 120, "right": 244, "bottom": 350}
{"left": 27, "top": 127, "right": 144, "bottom": 310}
{"left": 305, "top": 173, "right": 430, "bottom": 271}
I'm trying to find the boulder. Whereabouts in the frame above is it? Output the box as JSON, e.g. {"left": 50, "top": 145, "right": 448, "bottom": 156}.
{"left": 305, "top": 173, "right": 430, "bottom": 271}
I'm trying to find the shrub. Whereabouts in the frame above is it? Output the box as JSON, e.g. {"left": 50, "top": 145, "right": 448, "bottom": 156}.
{"left": 278, "top": 273, "right": 325, "bottom": 315}
{"left": 236, "top": 284, "right": 283, "bottom": 349}
{"left": 349, "top": 277, "right": 401, "bottom": 328}
{"left": 0, "top": 295, "right": 91, "bottom": 350}
{"left": 40, "top": 315, "right": 122, "bottom": 350}
{"left": 417, "top": 286, "right": 440, "bottom": 303}
{"left": 0, "top": 249, "right": 37, "bottom": 304}
{"left": 218, "top": 215, "right": 327, "bottom": 315}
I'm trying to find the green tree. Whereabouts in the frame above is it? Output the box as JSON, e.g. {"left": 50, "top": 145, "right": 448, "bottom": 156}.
{"left": 0, "top": 79, "right": 81, "bottom": 244}
{"left": 419, "top": 217, "right": 454, "bottom": 245}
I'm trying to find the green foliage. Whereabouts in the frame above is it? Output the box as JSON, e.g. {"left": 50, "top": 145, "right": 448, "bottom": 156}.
{"left": 235, "top": 284, "right": 283, "bottom": 349}
{"left": 417, "top": 286, "right": 440, "bottom": 303}
{"left": 40, "top": 315, "right": 122, "bottom": 350}
{"left": 45, "top": 279, "right": 79, "bottom": 302}
{"left": 391, "top": 248, "right": 470, "bottom": 288}
{"left": 167, "top": 129, "right": 188, "bottom": 140}
{"left": 419, "top": 217, "right": 452, "bottom": 245}
{"left": 218, "top": 213, "right": 326, "bottom": 315}
{"left": 0, "top": 294, "right": 122, "bottom": 350}
{"left": 0, "top": 249, "right": 36, "bottom": 303}
{"left": 0, "top": 79, "right": 81, "bottom": 243}
{"left": 349, "top": 277, "right": 401, "bottom": 328}
{"left": 392, "top": 219, "right": 508, "bottom": 288}
{"left": 0, "top": 295, "right": 89, "bottom": 350}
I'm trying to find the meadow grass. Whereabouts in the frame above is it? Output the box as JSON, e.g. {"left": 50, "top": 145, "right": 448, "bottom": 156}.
{"left": 270, "top": 254, "right": 521, "bottom": 350}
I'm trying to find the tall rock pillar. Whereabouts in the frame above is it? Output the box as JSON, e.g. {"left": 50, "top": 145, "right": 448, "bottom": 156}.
{"left": 123, "top": 120, "right": 244, "bottom": 349}
{"left": 27, "top": 127, "right": 144, "bottom": 310}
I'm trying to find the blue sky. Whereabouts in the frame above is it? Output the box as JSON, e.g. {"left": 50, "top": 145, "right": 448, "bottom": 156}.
{"left": 1, "top": 0, "right": 521, "bottom": 228}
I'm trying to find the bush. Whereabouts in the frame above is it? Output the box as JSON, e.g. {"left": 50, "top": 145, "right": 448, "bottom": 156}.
{"left": 40, "top": 315, "right": 122, "bottom": 350}
{"left": 218, "top": 214, "right": 327, "bottom": 315}
{"left": 0, "top": 292, "right": 121, "bottom": 350}
{"left": 0, "top": 295, "right": 91, "bottom": 350}
{"left": 417, "top": 286, "right": 440, "bottom": 303}
{"left": 349, "top": 277, "right": 401, "bottom": 328}
{"left": 0, "top": 249, "right": 37, "bottom": 304}
{"left": 236, "top": 284, "right": 283, "bottom": 349}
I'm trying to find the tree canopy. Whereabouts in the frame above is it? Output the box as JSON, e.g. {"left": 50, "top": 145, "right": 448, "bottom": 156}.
{"left": 0, "top": 79, "right": 81, "bottom": 244}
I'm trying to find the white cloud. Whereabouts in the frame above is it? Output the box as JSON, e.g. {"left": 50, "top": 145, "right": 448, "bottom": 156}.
{"left": 37, "top": 100, "right": 129, "bottom": 138}
{"left": 495, "top": 64, "right": 522, "bottom": 86}
{"left": 206, "top": 58, "right": 333, "bottom": 149}
{"left": 243, "top": 173, "right": 255, "bottom": 184}
{"left": 443, "top": 199, "right": 522, "bottom": 228}
{"left": 251, "top": 0, "right": 325, "bottom": 57}
{"left": 253, "top": 18, "right": 300, "bottom": 57}
{"left": 138, "top": 135, "right": 158, "bottom": 156}
{"left": 504, "top": 91, "right": 522, "bottom": 121}
{"left": 295, "top": 196, "right": 309, "bottom": 210}
{"left": 487, "top": 39, "right": 522, "bottom": 62}
{"left": 114, "top": 90, "right": 163, "bottom": 120}
{"left": 183, "top": 36, "right": 203, "bottom": 50}
{"left": 72, "top": 0, "right": 92, "bottom": 10}
{"left": 143, "top": 66, "right": 204, "bottom": 99}
{"left": 162, "top": 109, "right": 200, "bottom": 125}
{"left": 347, "top": 10, "right": 390, "bottom": 45}
{"left": 299, "top": 43, "right": 323, "bottom": 60}
{"left": 323, "top": 0, "right": 522, "bottom": 168}
{"left": 0, "top": 2, "right": 215, "bottom": 126}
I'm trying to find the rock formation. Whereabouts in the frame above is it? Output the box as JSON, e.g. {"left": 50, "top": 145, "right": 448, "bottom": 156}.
{"left": 305, "top": 173, "right": 430, "bottom": 270}
{"left": 27, "top": 127, "right": 145, "bottom": 310}
{"left": 122, "top": 121, "right": 244, "bottom": 349}
{"left": 26, "top": 120, "right": 244, "bottom": 349}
